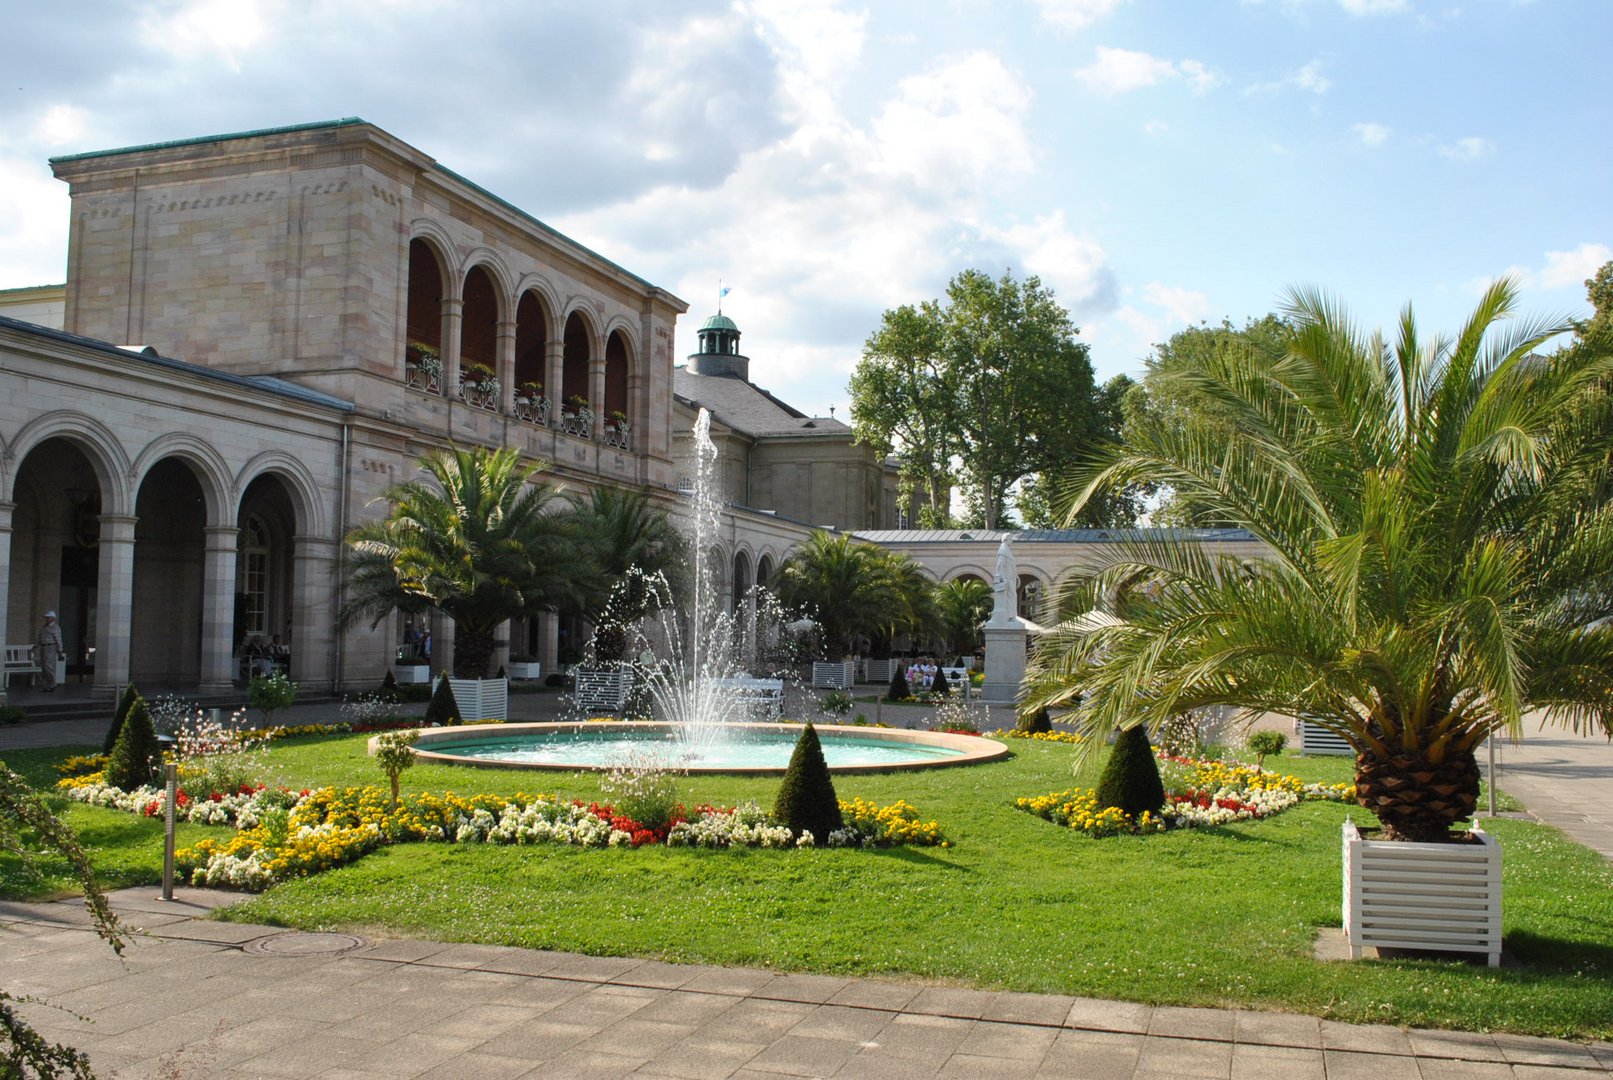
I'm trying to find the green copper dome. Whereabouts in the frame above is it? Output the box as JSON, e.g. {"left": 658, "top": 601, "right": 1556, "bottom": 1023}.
{"left": 701, "top": 313, "right": 739, "bottom": 332}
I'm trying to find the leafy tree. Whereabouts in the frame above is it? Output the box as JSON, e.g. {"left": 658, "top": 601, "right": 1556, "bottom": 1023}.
{"left": 373, "top": 729, "right": 419, "bottom": 813}
{"left": 1018, "top": 374, "right": 1144, "bottom": 528}
{"left": 1, "top": 763, "right": 126, "bottom": 1078}
{"left": 1026, "top": 279, "right": 1613, "bottom": 842}
{"left": 772, "top": 722, "right": 843, "bottom": 840}
{"left": 936, "top": 576, "right": 991, "bottom": 656}
{"left": 849, "top": 302, "right": 958, "bottom": 525}
{"left": 566, "top": 486, "right": 687, "bottom": 662}
{"left": 850, "top": 269, "right": 1106, "bottom": 530}
{"left": 773, "top": 532, "right": 935, "bottom": 658}
{"left": 341, "top": 446, "right": 598, "bottom": 678}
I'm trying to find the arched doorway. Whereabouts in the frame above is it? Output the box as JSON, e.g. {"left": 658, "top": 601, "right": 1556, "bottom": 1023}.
{"left": 460, "top": 265, "right": 499, "bottom": 404}
{"left": 131, "top": 459, "right": 208, "bottom": 683}
{"left": 562, "top": 311, "right": 591, "bottom": 422}
{"left": 236, "top": 475, "right": 297, "bottom": 676}
{"left": 604, "top": 329, "right": 630, "bottom": 427}
{"left": 514, "top": 291, "right": 549, "bottom": 420}
{"left": 9, "top": 438, "right": 107, "bottom": 684}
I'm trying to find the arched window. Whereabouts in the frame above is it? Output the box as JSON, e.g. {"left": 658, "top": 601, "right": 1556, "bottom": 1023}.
{"left": 604, "top": 330, "right": 630, "bottom": 422}
{"left": 562, "top": 312, "right": 591, "bottom": 413}
{"left": 405, "top": 239, "right": 445, "bottom": 391}
{"left": 241, "top": 516, "right": 270, "bottom": 638}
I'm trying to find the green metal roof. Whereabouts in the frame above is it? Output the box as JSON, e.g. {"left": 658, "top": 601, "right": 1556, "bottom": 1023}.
{"left": 701, "top": 314, "right": 739, "bottom": 332}
{"left": 49, "top": 117, "right": 367, "bottom": 164}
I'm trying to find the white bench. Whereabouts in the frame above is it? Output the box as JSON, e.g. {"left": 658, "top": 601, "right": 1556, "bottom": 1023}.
{"left": 4, "top": 645, "right": 40, "bottom": 687}
{"left": 713, "top": 676, "right": 785, "bottom": 720}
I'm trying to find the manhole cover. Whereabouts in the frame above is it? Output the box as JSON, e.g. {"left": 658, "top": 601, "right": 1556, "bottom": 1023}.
{"left": 244, "top": 931, "right": 370, "bottom": 957}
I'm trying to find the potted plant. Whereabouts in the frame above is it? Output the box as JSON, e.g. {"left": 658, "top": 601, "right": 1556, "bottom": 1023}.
{"left": 1021, "top": 279, "right": 1613, "bottom": 967}
{"left": 566, "top": 395, "right": 594, "bottom": 438}
{"left": 460, "top": 363, "right": 496, "bottom": 408}
{"left": 608, "top": 409, "right": 630, "bottom": 447}
{"left": 406, "top": 342, "right": 441, "bottom": 391}
{"left": 506, "top": 654, "right": 542, "bottom": 680}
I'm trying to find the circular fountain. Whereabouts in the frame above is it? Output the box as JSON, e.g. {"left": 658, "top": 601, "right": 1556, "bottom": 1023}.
{"left": 407, "top": 721, "right": 1007, "bottom": 775}
{"left": 386, "top": 408, "right": 1007, "bottom": 775}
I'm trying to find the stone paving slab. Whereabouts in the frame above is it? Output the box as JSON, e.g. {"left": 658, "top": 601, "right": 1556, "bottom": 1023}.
{"left": 2, "top": 891, "right": 1611, "bottom": 1078}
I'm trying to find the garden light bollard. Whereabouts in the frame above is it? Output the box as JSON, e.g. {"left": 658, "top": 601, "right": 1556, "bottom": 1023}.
{"left": 161, "top": 762, "right": 177, "bottom": 901}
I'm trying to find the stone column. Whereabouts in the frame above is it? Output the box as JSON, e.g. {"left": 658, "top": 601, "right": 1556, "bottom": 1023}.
{"left": 291, "top": 536, "right": 338, "bottom": 691}
{"left": 199, "top": 525, "right": 240, "bottom": 693}
{"left": 495, "top": 319, "right": 517, "bottom": 414}
{"left": 588, "top": 358, "right": 606, "bottom": 439}
{"left": 0, "top": 502, "right": 12, "bottom": 704}
{"left": 434, "top": 613, "right": 456, "bottom": 679}
{"left": 440, "top": 296, "right": 464, "bottom": 396}
{"left": 538, "top": 611, "right": 559, "bottom": 672}
{"left": 544, "top": 340, "right": 564, "bottom": 427}
{"left": 494, "top": 618, "right": 511, "bottom": 674}
{"left": 93, "top": 514, "right": 138, "bottom": 699}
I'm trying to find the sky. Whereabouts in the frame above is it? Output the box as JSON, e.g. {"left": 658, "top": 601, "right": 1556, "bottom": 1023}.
{"left": 2, "top": 0, "right": 1609, "bottom": 420}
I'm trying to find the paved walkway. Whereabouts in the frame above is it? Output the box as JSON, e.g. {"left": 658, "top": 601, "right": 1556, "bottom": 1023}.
{"left": 3, "top": 889, "right": 1609, "bottom": 1080}
{"left": 3, "top": 706, "right": 1611, "bottom": 1077}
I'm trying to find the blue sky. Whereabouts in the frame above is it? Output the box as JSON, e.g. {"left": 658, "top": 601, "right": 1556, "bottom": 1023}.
{"left": 1, "top": 0, "right": 1607, "bottom": 419}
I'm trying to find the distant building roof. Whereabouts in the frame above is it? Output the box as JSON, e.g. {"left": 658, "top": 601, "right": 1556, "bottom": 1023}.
{"left": 853, "top": 528, "right": 1256, "bottom": 544}
{"left": 0, "top": 315, "right": 356, "bottom": 414}
{"left": 675, "top": 369, "right": 850, "bottom": 438}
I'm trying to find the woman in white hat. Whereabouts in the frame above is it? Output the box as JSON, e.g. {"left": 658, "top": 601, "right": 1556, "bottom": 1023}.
{"left": 37, "top": 611, "right": 63, "bottom": 692}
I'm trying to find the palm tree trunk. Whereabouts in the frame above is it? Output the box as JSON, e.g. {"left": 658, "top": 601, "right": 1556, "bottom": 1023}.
{"left": 453, "top": 629, "right": 496, "bottom": 679}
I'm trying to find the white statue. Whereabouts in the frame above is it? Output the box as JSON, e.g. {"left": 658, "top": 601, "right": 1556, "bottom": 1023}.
{"left": 991, "top": 536, "right": 1017, "bottom": 623}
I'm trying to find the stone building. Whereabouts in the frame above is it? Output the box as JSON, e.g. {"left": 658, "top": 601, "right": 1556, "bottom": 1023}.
{"left": 1, "top": 117, "right": 688, "bottom": 697}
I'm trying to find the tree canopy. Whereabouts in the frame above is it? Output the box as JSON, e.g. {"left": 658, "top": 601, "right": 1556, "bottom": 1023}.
{"left": 1026, "top": 278, "right": 1613, "bottom": 842}
{"left": 772, "top": 531, "right": 938, "bottom": 659}
{"left": 850, "top": 268, "right": 1107, "bottom": 530}
{"left": 341, "top": 446, "right": 599, "bottom": 678}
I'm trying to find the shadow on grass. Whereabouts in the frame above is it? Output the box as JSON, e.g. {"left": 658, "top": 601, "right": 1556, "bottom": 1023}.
{"left": 1498, "top": 931, "right": 1613, "bottom": 977}
{"left": 864, "top": 846, "right": 970, "bottom": 869}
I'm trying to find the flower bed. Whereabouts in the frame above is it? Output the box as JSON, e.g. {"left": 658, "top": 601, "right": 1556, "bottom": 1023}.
{"left": 63, "top": 772, "right": 949, "bottom": 891}
{"left": 991, "top": 729, "right": 1084, "bottom": 744}
{"left": 1016, "top": 752, "right": 1354, "bottom": 837}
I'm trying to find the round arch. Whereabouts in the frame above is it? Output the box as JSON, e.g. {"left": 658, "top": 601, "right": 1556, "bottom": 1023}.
{"left": 235, "top": 450, "right": 326, "bottom": 537}
{"left": 405, "top": 233, "right": 452, "bottom": 381}
{"left": 5, "top": 411, "right": 134, "bottom": 514}
{"left": 944, "top": 565, "right": 994, "bottom": 584}
{"left": 458, "top": 262, "right": 506, "bottom": 378}
{"left": 514, "top": 289, "right": 552, "bottom": 398}
{"left": 130, "top": 433, "right": 234, "bottom": 527}
{"left": 561, "top": 308, "right": 597, "bottom": 415}
{"left": 603, "top": 327, "right": 633, "bottom": 423}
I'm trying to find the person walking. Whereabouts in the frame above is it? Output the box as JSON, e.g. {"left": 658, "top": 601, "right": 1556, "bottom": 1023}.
{"left": 36, "top": 611, "right": 63, "bottom": 692}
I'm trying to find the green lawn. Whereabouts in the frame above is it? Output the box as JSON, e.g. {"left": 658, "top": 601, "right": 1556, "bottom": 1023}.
{"left": 4, "top": 736, "right": 1610, "bottom": 1039}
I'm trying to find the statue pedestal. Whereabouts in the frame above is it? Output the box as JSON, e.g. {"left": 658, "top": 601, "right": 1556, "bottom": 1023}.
{"left": 981, "top": 620, "right": 1029, "bottom": 705}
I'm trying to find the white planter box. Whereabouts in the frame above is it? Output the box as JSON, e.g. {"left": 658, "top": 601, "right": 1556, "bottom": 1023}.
{"left": 506, "top": 661, "right": 543, "bottom": 681}
{"left": 812, "top": 661, "right": 854, "bottom": 689}
{"left": 1343, "top": 819, "right": 1501, "bottom": 967}
{"left": 449, "top": 677, "right": 508, "bottom": 722}
{"left": 1298, "top": 719, "right": 1353, "bottom": 756}
{"left": 861, "top": 658, "right": 894, "bottom": 684}
{"left": 574, "top": 668, "right": 631, "bottom": 713}
{"left": 394, "top": 663, "right": 431, "bottom": 685}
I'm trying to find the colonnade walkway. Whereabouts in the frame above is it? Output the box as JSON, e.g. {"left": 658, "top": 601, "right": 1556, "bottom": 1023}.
{"left": 1, "top": 705, "right": 1610, "bottom": 1077}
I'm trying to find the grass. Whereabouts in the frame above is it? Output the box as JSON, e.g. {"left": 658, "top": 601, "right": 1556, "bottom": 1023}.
{"left": 3, "top": 736, "right": 1610, "bottom": 1039}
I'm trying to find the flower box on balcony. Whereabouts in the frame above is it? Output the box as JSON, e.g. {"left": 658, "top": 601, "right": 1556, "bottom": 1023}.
{"left": 1342, "top": 818, "right": 1501, "bottom": 967}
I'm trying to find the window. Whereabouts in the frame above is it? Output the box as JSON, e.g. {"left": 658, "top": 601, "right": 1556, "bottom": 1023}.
{"left": 242, "top": 516, "right": 269, "bottom": 637}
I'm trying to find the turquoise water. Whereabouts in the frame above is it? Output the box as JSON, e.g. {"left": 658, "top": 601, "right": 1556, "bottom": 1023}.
{"left": 422, "top": 728, "right": 965, "bottom": 769}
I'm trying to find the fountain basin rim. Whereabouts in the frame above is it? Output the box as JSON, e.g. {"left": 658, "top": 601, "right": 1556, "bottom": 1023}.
{"left": 384, "top": 721, "right": 1010, "bottom": 774}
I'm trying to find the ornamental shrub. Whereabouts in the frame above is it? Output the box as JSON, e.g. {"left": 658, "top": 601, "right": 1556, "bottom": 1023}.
{"left": 248, "top": 670, "right": 298, "bottom": 728}
{"left": 1095, "top": 724, "right": 1165, "bottom": 818}
{"left": 104, "top": 683, "right": 141, "bottom": 753}
{"left": 931, "top": 666, "right": 950, "bottom": 696}
{"left": 1017, "top": 706, "right": 1052, "bottom": 734}
{"left": 0, "top": 705, "right": 24, "bottom": 727}
{"left": 425, "top": 674, "right": 461, "bottom": 726}
{"left": 105, "top": 694, "right": 162, "bottom": 792}
{"left": 1247, "top": 729, "right": 1288, "bottom": 771}
{"left": 373, "top": 729, "right": 419, "bottom": 813}
{"left": 886, "top": 666, "right": 910, "bottom": 702}
{"left": 772, "top": 722, "right": 843, "bottom": 841}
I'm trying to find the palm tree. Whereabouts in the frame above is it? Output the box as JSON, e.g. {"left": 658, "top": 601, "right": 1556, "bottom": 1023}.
{"left": 872, "top": 549, "right": 941, "bottom": 654}
{"left": 566, "top": 485, "right": 688, "bottom": 662}
{"left": 341, "top": 446, "right": 599, "bottom": 678}
{"left": 937, "top": 576, "right": 992, "bottom": 656}
{"left": 773, "top": 531, "right": 906, "bottom": 659}
{"left": 1025, "top": 279, "right": 1613, "bottom": 842}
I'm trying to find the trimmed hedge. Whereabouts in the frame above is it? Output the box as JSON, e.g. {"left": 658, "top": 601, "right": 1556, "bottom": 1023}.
{"left": 773, "top": 722, "right": 844, "bottom": 840}
{"left": 1095, "top": 724, "right": 1164, "bottom": 818}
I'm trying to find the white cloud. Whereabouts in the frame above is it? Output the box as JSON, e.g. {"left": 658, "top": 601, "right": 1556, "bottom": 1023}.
{"left": 980, "top": 213, "right": 1116, "bottom": 317}
{"left": 1075, "top": 47, "right": 1222, "bottom": 96}
{"left": 1351, "top": 121, "right": 1390, "bottom": 146}
{"left": 873, "top": 51, "right": 1036, "bottom": 190}
{"left": 1143, "top": 119, "right": 1169, "bottom": 137}
{"left": 1247, "top": 57, "right": 1331, "bottom": 96}
{"left": 1142, "top": 282, "right": 1211, "bottom": 327}
{"left": 1339, "top": 0, "right": 1408, "bottom": 13}
{"left": 1032, "top": 0, "right": 1125, "bottom": 32}
{"left": 745, "top": 0, "right": 868, "bottom": 125}
{"left": 0, "top": 155, "right": 71, "bottom": 288}
{"left": 138, "top": 0, "right": 274, "bottom": 69}
{"left": 1438, "top": 135, "right": 1494, "bottom": 161}
{"left": 1539, "top": 243, "right": 1613, "bottom": 290}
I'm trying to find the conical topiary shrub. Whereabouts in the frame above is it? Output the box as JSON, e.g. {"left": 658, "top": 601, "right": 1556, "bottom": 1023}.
{"left": 1095, "top": 724, "right": 1165, "bottom": 819}
{"left": 772, "top": 722, "right": 844, "bottom": 841}
{"left": 1017, "top": 706, "right": 1052, "bottom": 734}
{"left": 104, "top": 683, "right": 141, "bottom": 754}
{"left": 105, "top": 694, "right": 162, "bottom": 792}
{"left": 425, "top": 673, "right": 461, "bottom": 726}
{"left": 931, "top": 666, "right": 950, "bottom": 696}
{"left": 886, "top": 666, "right": 910, "bottom": 702}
